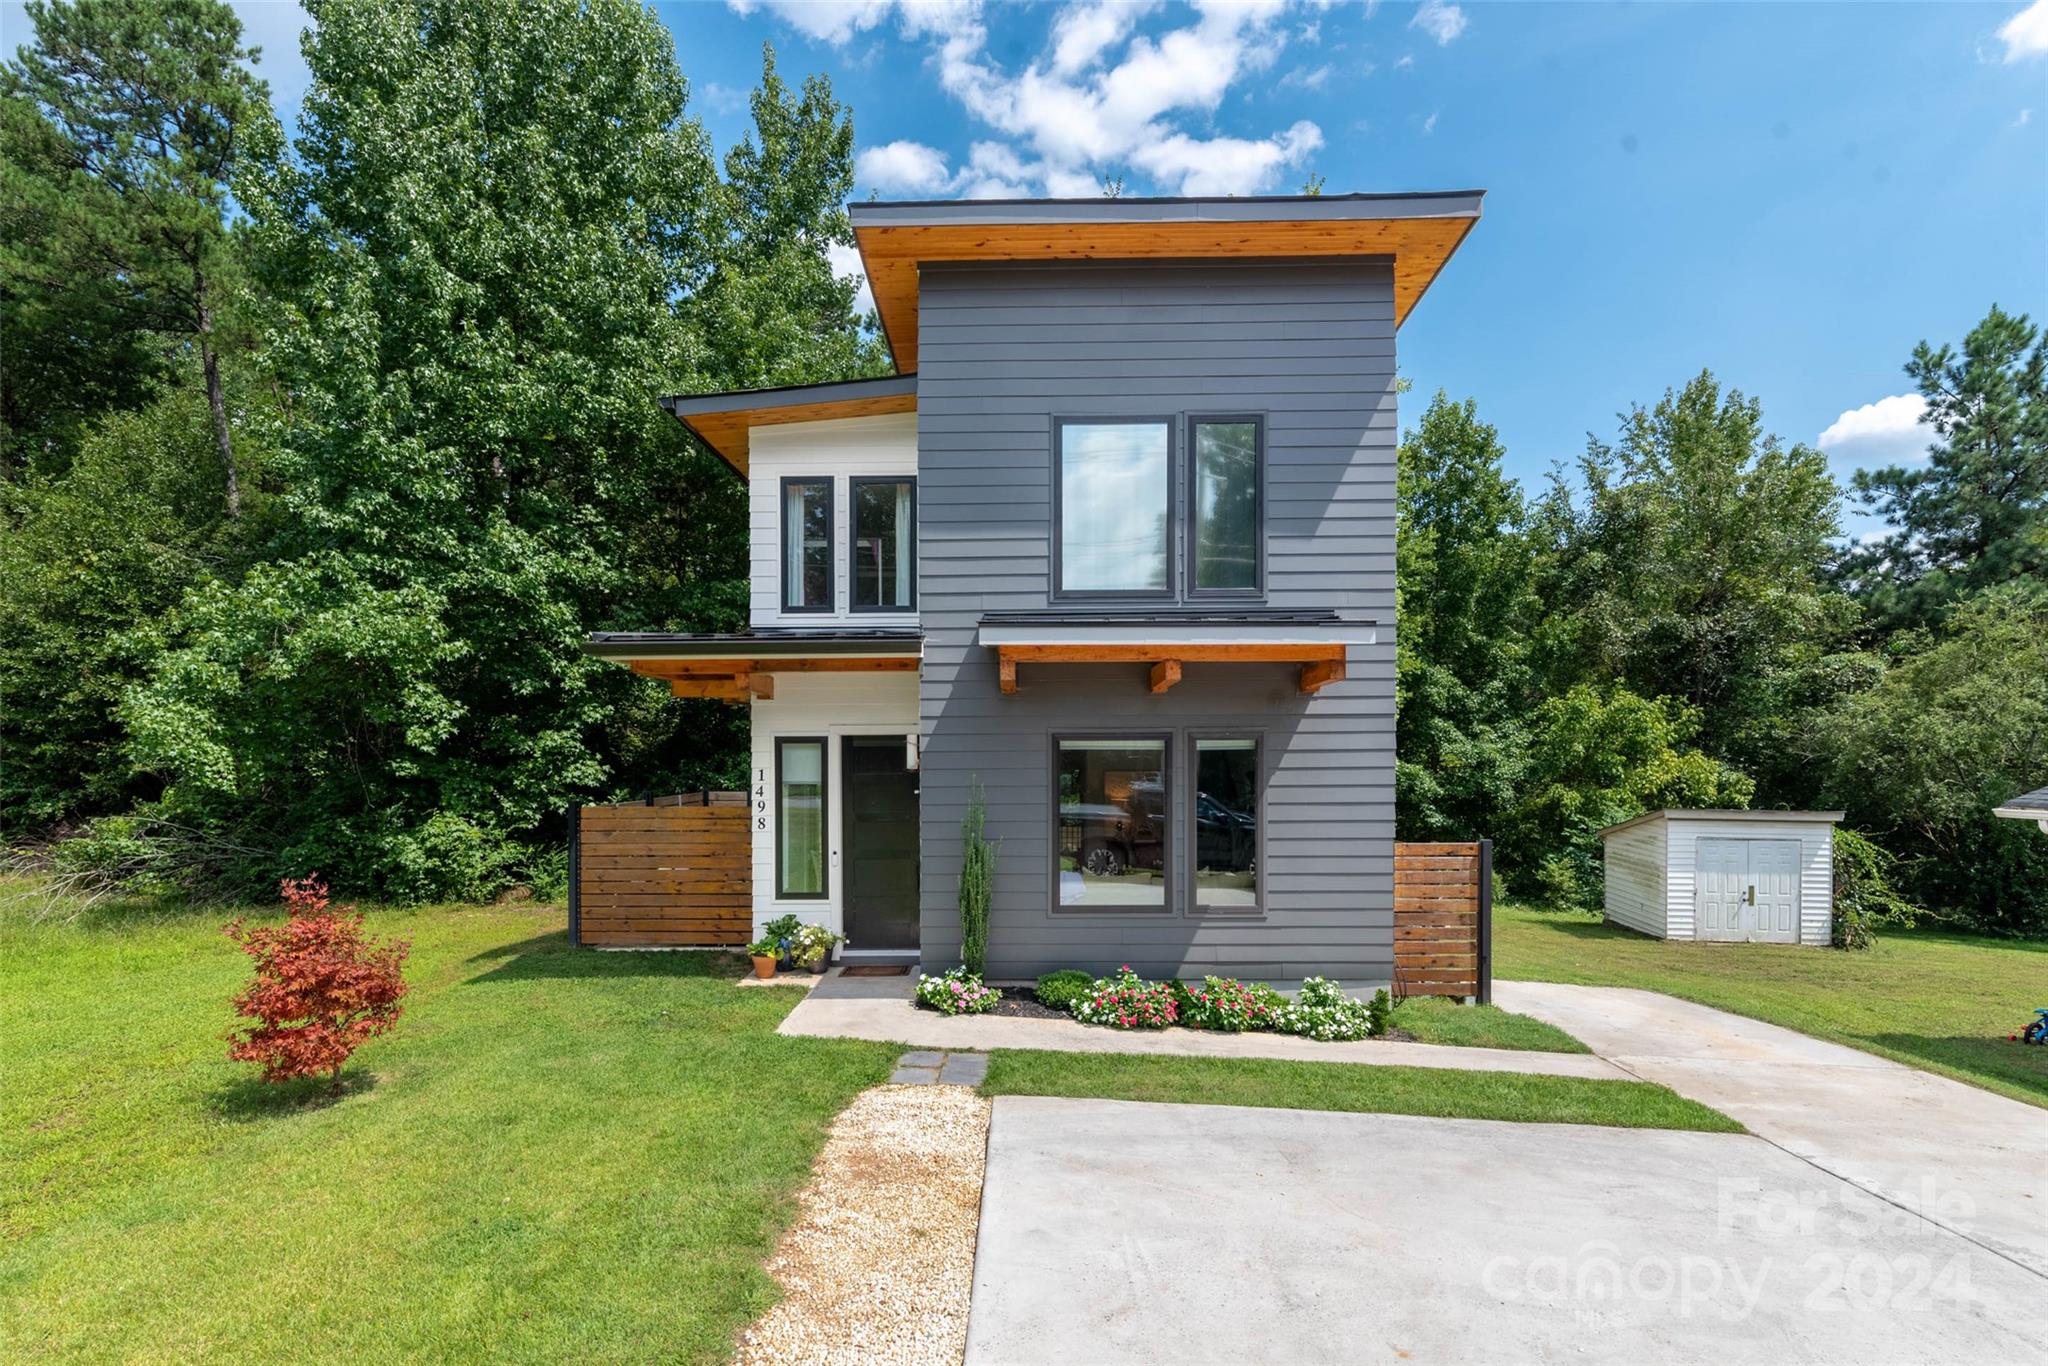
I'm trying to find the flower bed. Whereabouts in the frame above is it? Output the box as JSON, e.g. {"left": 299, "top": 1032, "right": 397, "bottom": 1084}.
{"left": 914, "top": 967, "right": 1000, "bottom": 1016}
{"left": 1069, "top": 966, "right": 1178, "bottom": 1030}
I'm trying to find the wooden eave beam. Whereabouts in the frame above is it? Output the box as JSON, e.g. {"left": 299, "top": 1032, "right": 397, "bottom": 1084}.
{"left": 993, "top": 643, "right": 1347, "bottom": 696}
{"left": 626, "top": 655, "right": 917, "bottom": 681}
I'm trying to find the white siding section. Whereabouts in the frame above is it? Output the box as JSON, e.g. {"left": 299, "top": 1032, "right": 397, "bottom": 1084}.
{"left": 1602, "top": 811, "right": 1837, "bottom": 944}
{"left": 1601, "top": 819, "right": 1666, "bottom": 936}
{"left": 748, "top": 412, "right": 918, "bottom": 628}
{"left": 748, "top": 671, "right": 919, "bottom": 939}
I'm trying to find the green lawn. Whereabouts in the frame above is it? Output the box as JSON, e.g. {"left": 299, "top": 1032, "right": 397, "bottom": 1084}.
{"left": 0, "top": 888, "right": 897, "bottom": 1364}
{"left": 982, "top": 1049, "right": 1739, "bottom": 1131}
{"left": 1389, "top": 996, "right": 1590, "bottom": 1053}
{"left": 1496, "top": 903, "right": 2048, "bottom": 1108}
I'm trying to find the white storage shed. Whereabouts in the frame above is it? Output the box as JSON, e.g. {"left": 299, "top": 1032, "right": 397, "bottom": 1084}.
{"left": 1597, "top": 810, "right": 1842, "bottom": 944}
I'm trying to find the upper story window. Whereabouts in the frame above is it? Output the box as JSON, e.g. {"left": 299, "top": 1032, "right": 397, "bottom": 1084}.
{"left": 781, "top": 477, "right": 833, "bottom": 612}
{"left": 851, "top": 477, "right": 915, "bottom": 611}
{"left": 1190, "top": 417, "right": 1262, "bottom": 594}
{"left": 1056, "top": 419, "right": 1172, "bottom": 595}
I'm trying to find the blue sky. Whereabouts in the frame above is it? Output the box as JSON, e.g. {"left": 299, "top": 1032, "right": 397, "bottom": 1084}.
{"left": 10, "top": 0, "right": 2043, "bottom": 533}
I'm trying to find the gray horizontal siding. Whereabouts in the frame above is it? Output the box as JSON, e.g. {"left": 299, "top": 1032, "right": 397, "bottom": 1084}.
{"left": 916, "top": 260, "right": 1398, "bottom": 984}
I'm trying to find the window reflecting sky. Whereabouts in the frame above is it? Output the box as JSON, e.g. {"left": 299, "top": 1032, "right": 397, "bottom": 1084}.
{"left": 1061, "top": 422, "right": 1168, "bottom": 592}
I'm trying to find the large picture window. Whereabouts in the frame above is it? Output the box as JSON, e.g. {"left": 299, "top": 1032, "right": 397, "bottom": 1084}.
{"left": 1192, "top": 737, "right": 1260, "bottom": 910}
{"left": 1190, "top": 418, "right": 1262, "bottom": 593}
{"left": 781, "top": 478, "right": 833, "bottom": 612}
{"left": 1055, "top": 737, "right": 1169, "bottom": 910}
{"left": 850, "top": 477, "right": 915, "bottom": 611}
{"left": 1056, "top": 420, "right": 1171, "bottom": 595}
{"left": 776, "top": 737, "right": 827, "bottom": 899}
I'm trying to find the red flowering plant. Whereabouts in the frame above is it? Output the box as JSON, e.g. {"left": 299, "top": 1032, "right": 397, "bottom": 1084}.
{"left": 1177, "top": 976, "right": 1284, "bottom": 1033}
{"left": 224, "top": 876, "right": 410, "bottom": 1088}
{"left": 1070, "top": 966, "right": 1177, "bottom": 1030}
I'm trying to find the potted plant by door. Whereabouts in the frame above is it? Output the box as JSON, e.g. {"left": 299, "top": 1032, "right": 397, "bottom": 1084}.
{"left": 761, "top": 914, "right": 805, "bottom": 970}
{"left": 794, "top": 924, "right": 842, "bottom": 973}
{"left": 746, "top": 937, "right": 779, "bottom": 979}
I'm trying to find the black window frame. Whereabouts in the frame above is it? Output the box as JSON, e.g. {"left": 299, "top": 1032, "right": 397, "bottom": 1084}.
{"left": 779, "top": 476, "right": 835, "bottom": 614}
{"left": 848, "top": 475, "right": 918, "bottom": 613}
{"left": 1051, "top": 416, "right": 1179, "bottom": 601}
{"left": 1187, "top": 731, "right": 1266, "bottom": 916}
{"left": 1049, "top": 730, "right": 1175, "bottom": 916}
{"left": 1185, "top": 414, "right": 1266, "bottom": 599}
{"left": 774, "top": 735, "right": 830, "bottom": 901}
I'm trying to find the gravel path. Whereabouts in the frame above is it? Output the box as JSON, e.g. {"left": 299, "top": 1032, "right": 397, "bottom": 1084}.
{"left": 734, "top": 1084, "right": 991, "bottom": 1366}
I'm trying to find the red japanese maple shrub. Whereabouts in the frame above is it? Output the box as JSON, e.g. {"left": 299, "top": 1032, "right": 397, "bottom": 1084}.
{"left": 224, "top": 876, "right": 410, "bottom": 1087}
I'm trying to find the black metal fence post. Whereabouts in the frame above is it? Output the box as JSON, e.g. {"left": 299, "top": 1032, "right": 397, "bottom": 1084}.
{"left": 1477, "top": 837, "right": 1494, "bottom": 1005}
{"left": 566, "top": 803, "right": 582, "bottom": 948}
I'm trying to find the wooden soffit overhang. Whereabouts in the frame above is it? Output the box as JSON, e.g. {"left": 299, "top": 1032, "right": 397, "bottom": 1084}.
{"left": 584, "top": 631, "right": 920, "bottom": 704}
{"left": 851, "top": 190, "right": 1484, "bottom": 373}
{"left": 658, "top": 375, "right": 918, "bottom": 478}
{"left": 976, "top": 611, "right": 1374, "bottom": 697}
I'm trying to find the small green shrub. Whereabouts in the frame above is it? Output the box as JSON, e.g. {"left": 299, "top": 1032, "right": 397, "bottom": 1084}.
{"left": 1178, "top": 976, "right": 1282, "bottom": 1032}
{"left": 1273, "top": 977, "right": 1384, "bottom": 1042}
{"left": 959, "top": 784, "right": 997, "bottom": 976}
{"left": 1034, "top": 969, "right": 1094, "bottom": 1011}
{"left": 1071, "top": 966, "right": 1177, "bottom": 1029}
{"left": 915, "top": 966, "right": 1000, "bottom": 1015}
{"left": 1831, "top": 827, "right": 1921, "bottom": 950}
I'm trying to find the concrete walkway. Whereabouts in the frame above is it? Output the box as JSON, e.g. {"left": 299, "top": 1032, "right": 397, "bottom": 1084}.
{"left": 778, "top": 967, "right": 1632, "bottom": 1081}
{"left": 967, "top": 1097, "right": 2048, "bottom": 1366}
{"left": 1494, "top": 981, "right": 2048, "bottom": 1279}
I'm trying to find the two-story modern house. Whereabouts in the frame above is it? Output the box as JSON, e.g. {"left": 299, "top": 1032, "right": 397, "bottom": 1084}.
{"left": 586, "top": 191, "right": 1483, "bottom": 983}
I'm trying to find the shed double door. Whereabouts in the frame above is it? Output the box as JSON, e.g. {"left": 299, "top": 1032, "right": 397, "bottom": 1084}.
{"left": 1695, "top": 838, "right": 1800, "bottom": 943}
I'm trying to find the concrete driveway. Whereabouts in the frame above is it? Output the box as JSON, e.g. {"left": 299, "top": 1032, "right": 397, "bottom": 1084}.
{"left": 1494, "top": 981, "right": 2048, "bottom": 1278}
{"left": 967, "top": 1098, "right": 2048, "bottom": 1366}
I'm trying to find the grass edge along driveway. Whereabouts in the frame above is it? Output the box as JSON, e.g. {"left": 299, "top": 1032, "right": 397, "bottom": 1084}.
{"left": 1495, "top": 903, "right": 2048, "bottom": 1109}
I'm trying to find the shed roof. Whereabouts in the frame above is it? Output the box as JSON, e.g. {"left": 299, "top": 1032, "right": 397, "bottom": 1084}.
{"left": 1596, "top": 809, "right": 1846, "bottom": 839}
{"left": 849, "top": 190, "right": 1484, "bottom": 372}
{"left": 657, "top": 374, "right": 916, "bottom": 476}
{"left": 1993, "top": 785, "right": 2048, "bottom": 819}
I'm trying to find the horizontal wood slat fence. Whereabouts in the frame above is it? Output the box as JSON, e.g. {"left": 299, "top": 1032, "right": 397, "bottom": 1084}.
{"left": 1392, "top": 839, "right": 1493, "bottom": 1003}
{"left": 569, "top": 792, "right": 749, "bottom": 947}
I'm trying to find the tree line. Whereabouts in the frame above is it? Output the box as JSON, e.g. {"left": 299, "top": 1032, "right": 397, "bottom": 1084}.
{"left": 3, "top": 0, "right": 2043, "bottom": 934}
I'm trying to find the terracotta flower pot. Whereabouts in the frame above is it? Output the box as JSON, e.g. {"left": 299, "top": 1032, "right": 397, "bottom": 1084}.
{"left": 750, "top": 954, "right": 777, "bottom": 979}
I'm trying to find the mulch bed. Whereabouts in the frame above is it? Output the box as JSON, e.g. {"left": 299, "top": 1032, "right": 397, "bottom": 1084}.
{"left": 986, "top": 987, "right": 1069, "bottom": 1020}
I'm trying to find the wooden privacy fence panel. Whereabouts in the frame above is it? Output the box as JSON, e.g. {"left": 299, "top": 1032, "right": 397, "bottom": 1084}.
{"left": 1392, "top": 839, "right": 1492, "bottom": 1002}
{"left": 570, "top": 793, "right": 750, "bottom": 947}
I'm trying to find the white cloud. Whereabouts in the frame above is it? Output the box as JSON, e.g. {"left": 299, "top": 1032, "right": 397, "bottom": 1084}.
{"left": 1421, "top": 110, "right": 1438, "bottom": 134}
{"left": 737, "top": 0, "right": 1324, "bottom": 198}
{"left": 826, "top": 240, "right": 876, "bottom": 314}
{"left": 1410, "top": 0, "right": 1466, "bottom": 45}
{"left": 1817, "top": 393, "right": 1935, "bottom": 466}
{"left": 1394, "top": 52, "right": 1415, "bottom": 69}
{"left": 1999, "top": 0, "right": 2048, "bottom": 61}
{"left": 727, "top": 0, "right": 896, "bottom": 43}
{"left": 1280, "top": 63, "right": 1334, "bottom": 90}
{"left": 856, "top": 139, "right": 954, "bottom": 192}
{"left": 1131, "top": 119, "right": 1323, "bottom": 195}
{"left": 2017, "top": 108, "right": 2034, "bottom": 127}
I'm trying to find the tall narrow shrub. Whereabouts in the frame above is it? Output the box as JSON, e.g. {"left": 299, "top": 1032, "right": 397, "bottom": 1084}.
{"left": 959, "top": 785, "right": 996, "bottom": 975}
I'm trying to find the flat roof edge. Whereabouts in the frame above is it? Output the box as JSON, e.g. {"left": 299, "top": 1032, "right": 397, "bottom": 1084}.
{"left": 659, "top": 373, "right": 916, "bottom": 419}
{"left": 1597, "top": 809, "right": 1847, "bottom": 839}
{"left": 851, "top": 190, "right": 1485, "bottom": 228}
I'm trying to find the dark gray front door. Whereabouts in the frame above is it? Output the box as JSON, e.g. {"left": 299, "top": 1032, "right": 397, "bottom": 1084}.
{"left": 844, "top": 736, "right": 920, "bottom": 950}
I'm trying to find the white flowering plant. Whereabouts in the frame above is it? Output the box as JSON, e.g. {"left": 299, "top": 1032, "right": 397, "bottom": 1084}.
{"left": 914, "top": 966, "right": 1001, "bottom": 1016}
{"left": 1271, "top": 978, "right": 1391, "bottom": 1041}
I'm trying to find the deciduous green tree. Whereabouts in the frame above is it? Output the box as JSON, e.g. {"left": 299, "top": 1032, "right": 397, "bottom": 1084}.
{"left": 1395, "top": 393, "right": 1537, "bottom": 841}
{"left": 1531, "top": 371, "right": 1856, "bottom": 775}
